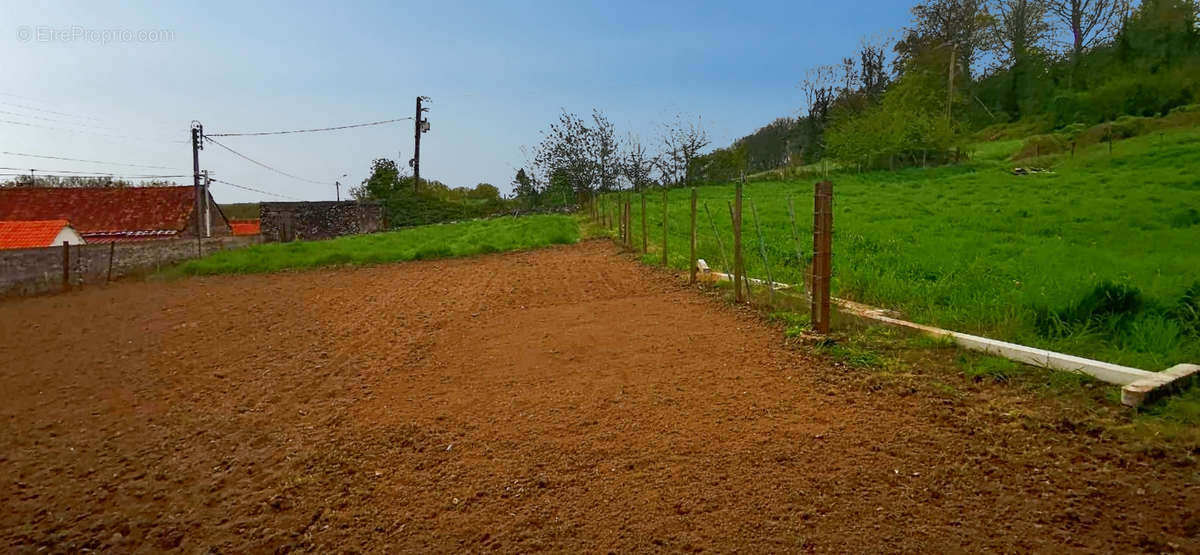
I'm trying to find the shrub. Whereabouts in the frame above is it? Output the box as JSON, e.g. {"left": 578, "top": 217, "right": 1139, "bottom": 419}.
{"left": 1012, "top": 133, "right": 1070, "bottom": 160}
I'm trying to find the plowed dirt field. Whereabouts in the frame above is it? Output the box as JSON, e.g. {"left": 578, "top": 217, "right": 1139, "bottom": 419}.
{"left": 1, "top": 241, "right": 1196, "bottom": 552}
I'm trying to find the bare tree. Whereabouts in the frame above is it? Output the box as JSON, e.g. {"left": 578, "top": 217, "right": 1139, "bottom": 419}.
{"left": 622, "top": 133, "right": 656, "bottom": 192}
{"left": 859, "top": 37, "right": 891, "bottom": 101}
{"left": 589, "top": 109, "right": 621, "bottom": 192}
{"left": 799, "top": 65, "right": 837, "bottom": 125}
{"left": 987, "top": 0, "right": 1054, "bottom": 67}
{"left": 658, "top": 115, "right": 710, "bottom": 188}
{"left": 1045, "top": 0, "right": 1129, "bottom": 65}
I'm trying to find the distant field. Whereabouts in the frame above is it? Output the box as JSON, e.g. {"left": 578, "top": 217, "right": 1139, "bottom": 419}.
{"left": 218, "top": 202, "right": 260, "bottom": 220}
{"left": 179, "top": 215, "right": 578, "bottom": 275}
{"left": 615, "top": 127, "right": 1200, "bottom": 370}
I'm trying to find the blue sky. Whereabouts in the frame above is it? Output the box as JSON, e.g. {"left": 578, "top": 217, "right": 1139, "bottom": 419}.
{"left": 1, "top": 1, "right": 912, "bottom": 202}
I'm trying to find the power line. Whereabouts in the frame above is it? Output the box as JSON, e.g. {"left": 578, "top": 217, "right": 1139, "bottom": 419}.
{"left": 1, "top": 151, "right": 187, "bottom": 171}
{"left": 206, "top": 116, "right": 413, "bottom": 137}
{"left": 0, "top": 169, "right": 188, "bottom": 179}
{"left": 203, "top": 136, "right": 328, "bottom": 185}
{"left": 0, "top": 100, "right": 104, "bottom": 122}
{"left": 209, "top": 177, "right": 300, "bottom": 200}
{"left": 0, "top": 118, "right": 187, "bottom": 145}
{"left": 0, "top": 109, "right": 113, "bottom": 130}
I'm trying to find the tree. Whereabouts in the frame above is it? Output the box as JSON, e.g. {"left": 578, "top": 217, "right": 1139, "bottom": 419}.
{"left": 622, "top": 134, "right": 656, "bottom": 192}
{"left": 544, "top": 168, "right": 574, "bottom": 205}
{"left": 0, "top": 176, "right": 171, "bottom": 188}
{"left": 352, "top": 158, "right": 403, "bottom": 200}
{"left": 987, "top": 0, "right": 1053, "bottom": 116}
{"left": 859, "top": 38, "right": 892, "bottom": 103}
{"left": 896, "top": 0, "right": 989, "bottom": 79}
{"left": 1116, "top": 0, "right": 1200, "bottom": 70}
{"left": 512, "top": 168, "right": 538, "bottom": 207}
{"left": 532, "top": 110, "right": 597, "bottom": 196}
{"left": 589, "top": 109, "right": 621, "bottom": 193}
{"left": 1046, "top": 0, "right": 1130, "bottom": 67}
{"left": 658, "top": 115, "right": 710, "bottom": 187}
{"left": 468, "top": 183, "right": 500, "bottom": 201}
{"left": 987, "top": 0, "right": 1053, "bottom": 65}
{"left": 799, "top": 65, "right": 837, "bottom": 134}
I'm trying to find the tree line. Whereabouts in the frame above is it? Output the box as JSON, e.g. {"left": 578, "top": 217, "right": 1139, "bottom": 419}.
{"left": 707, "top": 0, "right": 1200, "bottom": 174}
{"left": 512, "top": 111, "right": 710, "bottom": 207}
{"left": 350, "top": 158, "right": 508, "bottom": 227}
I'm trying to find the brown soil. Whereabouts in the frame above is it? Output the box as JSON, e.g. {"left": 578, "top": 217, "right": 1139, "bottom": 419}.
{"left": 1, "top": 240, "right": 1196, "bottom": 553}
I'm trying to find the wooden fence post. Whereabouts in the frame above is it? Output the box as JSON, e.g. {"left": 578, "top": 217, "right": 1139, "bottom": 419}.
{"left": 811, "top": 181, "right": 833, "bottom": 334}
{"left": 733, "top": 178, "right": 744, "bottom": 303}
{"left": 689, "top": 188, "right": 697, "bottom": 284}
{"left": 641, "top": 191, "right": 647, "bottom": 253}
{"left": 61, "top": 241, "right": 71, "bottom": 292}
{"left": 661, "top": 188, "right": 669, "bottom": 266}
{"left": 624, "top": 195, "right": 633, "bottom": 246}
{"left": 727, "top": 201, "right": 749, "bottom": 297}
{"left": 624, "top": 196, "right": 631, "bottom": 248}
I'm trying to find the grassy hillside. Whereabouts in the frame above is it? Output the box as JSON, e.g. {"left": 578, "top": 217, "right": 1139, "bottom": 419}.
{"left": 178, "top": 215, "right": 578, "bottom": 275}
{"left": 614, "top": 126, "right": 1200, "bottom": 371}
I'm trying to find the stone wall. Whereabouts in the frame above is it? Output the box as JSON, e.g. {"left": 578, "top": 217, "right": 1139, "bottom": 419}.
{"left": 259, "top": 201, "right": 384, "bottom": 242}
{"left": 0, "top": 235, "right": 260, "bottom": 297}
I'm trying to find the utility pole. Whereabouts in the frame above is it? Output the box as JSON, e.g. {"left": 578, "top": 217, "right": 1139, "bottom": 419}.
{"left": 335, "top": 173, "right": 347, "bottom": 201}
{"left": 411, "top": 96, "right": 430, "bottom": 192}
{"left": 191, "top": 121, "right": 203, "bottom": 254}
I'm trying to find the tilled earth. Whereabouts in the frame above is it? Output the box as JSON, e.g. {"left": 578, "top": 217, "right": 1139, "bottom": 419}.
{"left": 1, "top": 240, "right": 1196, "bottom": 553}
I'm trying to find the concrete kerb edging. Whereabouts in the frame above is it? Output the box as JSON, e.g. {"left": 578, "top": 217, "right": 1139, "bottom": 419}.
{"left": 694, "top": 260, "right": 1199, "bottom": 408}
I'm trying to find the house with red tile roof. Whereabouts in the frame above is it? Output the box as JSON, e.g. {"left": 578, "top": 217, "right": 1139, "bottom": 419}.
{"left": 0, "top": 186, "right": 230, "bottom": 243}
{"left": 0, "top": 219, "right": 85, "bottom": 250}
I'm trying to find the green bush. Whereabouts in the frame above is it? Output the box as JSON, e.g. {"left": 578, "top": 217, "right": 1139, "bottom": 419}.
{"left": 1012, "top": 133, "right": 1070, "bottom": 160}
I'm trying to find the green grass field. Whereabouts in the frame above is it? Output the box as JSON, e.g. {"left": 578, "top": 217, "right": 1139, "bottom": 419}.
{"left": 608, "top": 127, "right": 1200, "bottom": 371}
{"left": 179, "top": 214, "right": 578, "bottom": 276}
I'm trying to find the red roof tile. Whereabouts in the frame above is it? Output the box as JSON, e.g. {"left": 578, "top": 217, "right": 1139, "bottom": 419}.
{"left": 0, "top": 186, "right": 198, "bottom": 236}
{"left": 0, "top": 219, "right": 73, "bottom": 249}
{"left": 229, "top": 219, "right": 260, "bottom": 235}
